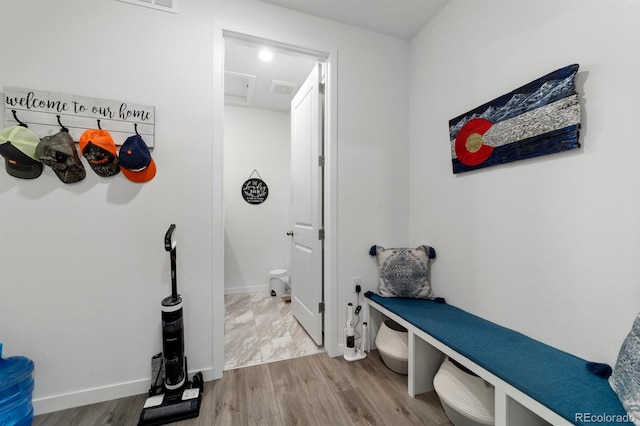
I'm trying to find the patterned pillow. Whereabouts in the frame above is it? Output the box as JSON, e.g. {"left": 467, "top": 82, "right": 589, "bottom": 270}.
{"left": 376, "top": 245, "right": 433, "bottom": 298}
{"left": 610, "top": 313, "right": 640, "bottom": 425}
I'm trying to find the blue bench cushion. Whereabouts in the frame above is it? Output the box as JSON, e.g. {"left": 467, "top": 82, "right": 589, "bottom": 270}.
{"left": 366, "top": 292, "right": 631, "bottom": 425}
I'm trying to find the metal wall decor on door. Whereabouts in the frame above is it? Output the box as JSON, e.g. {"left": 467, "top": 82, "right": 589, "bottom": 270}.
{"left": 242, "top": 169, "right": 269, "bottom": 204}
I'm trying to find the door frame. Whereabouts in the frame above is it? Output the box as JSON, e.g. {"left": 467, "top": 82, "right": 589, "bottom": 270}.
{"left": 212, "top": 21, "right": 339, "bottom": 379}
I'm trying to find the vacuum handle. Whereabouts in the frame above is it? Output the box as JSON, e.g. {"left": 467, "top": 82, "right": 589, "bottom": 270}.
{"left": 170, "top": 248, "right": 178, "bottom": 299}
{"left": 165, "top": 224, "right": 177, "bottom": 251}
{"left": 165, "top": 224, "right": 178, "bottom": 298}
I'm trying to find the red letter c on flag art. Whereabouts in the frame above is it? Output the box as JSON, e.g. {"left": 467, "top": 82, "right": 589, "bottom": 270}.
{"left": 455, "top": 118, "right": 494, "bottom": 166}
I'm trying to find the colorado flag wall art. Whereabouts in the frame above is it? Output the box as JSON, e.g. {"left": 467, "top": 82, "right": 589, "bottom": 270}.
{"left": 449, "top": 64, "right": 581, "bottom": 174}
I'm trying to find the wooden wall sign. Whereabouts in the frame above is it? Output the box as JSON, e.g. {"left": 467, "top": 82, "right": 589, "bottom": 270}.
{"left": 4, "top": 87, "right": 155, "bottom": 148}
{"left": 448, "top": 64, "right": 581, "bottom": 174}
{"left": 242, "top": 170, "right": 268, "bottom": 205}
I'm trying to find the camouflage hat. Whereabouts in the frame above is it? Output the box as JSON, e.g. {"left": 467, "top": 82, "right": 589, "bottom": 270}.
{"left": 36, "top": 132, "right": 86, "bottom": 184}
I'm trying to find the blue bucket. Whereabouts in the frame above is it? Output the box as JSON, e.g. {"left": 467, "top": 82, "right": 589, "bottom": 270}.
{"left": 0, "top": 343, "right": 34, "bottom": 426}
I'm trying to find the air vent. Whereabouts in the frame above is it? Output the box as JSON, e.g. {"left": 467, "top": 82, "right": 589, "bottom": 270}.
{"left": 116, "top": 0, "right": 177, "bottom": 13}
{"left": 270, "top": 80, "right": 298, "bottom": 96}
{"left": 225, "top": 71, "right": 257, "bottom": 107}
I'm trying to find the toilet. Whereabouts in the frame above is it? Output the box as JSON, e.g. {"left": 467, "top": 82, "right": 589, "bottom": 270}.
{"left": 433, "top": 357, "right": 495, "bottom": 426}
{"left": 375, "top": 318, "right": 409, "bottom": 375}
{"left": 269, "top": 269, "right": 290, "bottom": 296}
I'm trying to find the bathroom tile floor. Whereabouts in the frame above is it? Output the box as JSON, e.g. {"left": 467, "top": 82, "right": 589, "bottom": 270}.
{"left": 224, "top": 291, "right": 324, "bottom": 370}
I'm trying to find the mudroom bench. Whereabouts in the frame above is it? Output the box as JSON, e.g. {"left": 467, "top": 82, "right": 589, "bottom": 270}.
{"left": 364, "top": 292, "right": 631, "bottom": 426}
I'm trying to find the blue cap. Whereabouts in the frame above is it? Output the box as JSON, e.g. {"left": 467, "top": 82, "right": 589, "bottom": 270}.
{"left": 118, "top": 135, "right": 156, "bottom": 183}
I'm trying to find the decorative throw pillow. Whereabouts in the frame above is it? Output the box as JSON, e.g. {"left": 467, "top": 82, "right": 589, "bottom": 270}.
{"left": 376, "top": 245, "right": 433, "bottom": 298}
{"left": 610, "top": 313, "right": 640, "bottom": 425}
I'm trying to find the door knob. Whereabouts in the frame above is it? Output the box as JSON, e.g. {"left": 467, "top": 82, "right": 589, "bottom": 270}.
{"left": 286, "top": 231, "right": 294, "bottom": 236}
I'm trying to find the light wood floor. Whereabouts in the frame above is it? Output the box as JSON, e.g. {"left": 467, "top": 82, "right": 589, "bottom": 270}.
{"left": 33, "top": 350, "right": 453, "bottom": 426}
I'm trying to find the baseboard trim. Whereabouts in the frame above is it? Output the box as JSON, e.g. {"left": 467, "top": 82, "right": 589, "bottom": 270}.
{"left": 33, "top": 367, "right": 214, "bottom": 415}
{"left": 224, "top": 284, "right": 270, "bottom": 295}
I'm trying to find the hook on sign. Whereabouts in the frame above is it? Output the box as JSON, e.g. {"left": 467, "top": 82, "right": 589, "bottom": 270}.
{"left": 12, "top": 110, "right": 27, "bottom": 128}
{"left": 57, "top": 115, "right": 69, "bottom": 133}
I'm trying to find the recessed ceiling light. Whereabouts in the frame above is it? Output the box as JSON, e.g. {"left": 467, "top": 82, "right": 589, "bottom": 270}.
{"left": 259, "top": 49, "right": 274, "bottom": 62}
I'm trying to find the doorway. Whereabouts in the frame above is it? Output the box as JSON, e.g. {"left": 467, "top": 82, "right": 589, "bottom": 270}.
{"left": 221, "top": 31, "right": 330, "bottom": 370}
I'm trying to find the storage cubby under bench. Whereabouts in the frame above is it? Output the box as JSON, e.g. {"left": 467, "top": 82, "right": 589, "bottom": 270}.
{"left": 364, "top": 292, "right": 631, "bottom": 426}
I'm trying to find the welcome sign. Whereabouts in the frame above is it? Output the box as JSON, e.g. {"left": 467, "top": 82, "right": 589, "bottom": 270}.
{"left": 448, "top": 64, "right": 581, "bottom": 174}
{"left": 241, "top": 170, "right": 269, "bottom": 204}
{"left": 4, "top": 87, "right": 155, "bottom": 148}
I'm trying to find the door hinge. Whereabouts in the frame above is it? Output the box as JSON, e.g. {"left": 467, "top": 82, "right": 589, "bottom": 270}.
{"left": 318, "top": 302, "right": 325, "bottom": 313}
{"left": 318, "top": 155, "right": 325, "bottom": 167}
{"left": 318, "top": 228, "right": 325, "bottom": 240}
{"left": 319, "top": 82, "right": 325, "bottom": 95}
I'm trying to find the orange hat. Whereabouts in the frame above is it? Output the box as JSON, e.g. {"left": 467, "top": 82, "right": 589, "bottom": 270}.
{"left": 79, "top": 129, "right": 120, "bottom": 177}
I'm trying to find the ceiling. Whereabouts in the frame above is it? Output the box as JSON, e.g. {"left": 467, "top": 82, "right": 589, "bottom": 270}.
{"left": 257, "top": 0, "right": 449, "bottom": 41}
{"left": 224, "top": 0, "right": 449, "bottom": 112}
{"left": 224, "top": 37, "right": 320, "bottom": 113}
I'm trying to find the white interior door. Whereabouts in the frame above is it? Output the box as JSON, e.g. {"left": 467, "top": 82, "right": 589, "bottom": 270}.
{"left": 290, "top": 63, "right": 324, "bottom": 345}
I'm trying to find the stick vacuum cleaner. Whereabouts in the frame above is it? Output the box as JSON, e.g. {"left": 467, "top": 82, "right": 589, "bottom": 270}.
{"left": 343, "top": 302, "right": 367, "bottom": 362}
{"left": 138, "top": 224, "right": 203, "bottom": 426}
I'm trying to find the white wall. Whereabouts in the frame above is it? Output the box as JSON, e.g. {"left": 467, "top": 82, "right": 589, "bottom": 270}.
{"left": 409, "top": 0, "right": 640, "bottom": 366}
{"left": 224, "top": 105, "right": 291, "bottom": 293}
{"left": 0, "top": 0, "right": 411, "bottom": 414}
{"left": 0, "top": 0, "right": 217, "bottom": 413}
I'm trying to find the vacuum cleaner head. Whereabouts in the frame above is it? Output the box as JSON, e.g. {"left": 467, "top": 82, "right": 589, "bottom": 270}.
{"left": 139, "top": 400, "right": 200, "bottom": 426}
{"left": 138, "top": 383, "right": 202, "bottom": 426}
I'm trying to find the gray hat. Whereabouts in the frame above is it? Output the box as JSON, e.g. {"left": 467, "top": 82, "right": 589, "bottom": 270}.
{"left": 36, "top": 132, "right": 86, "bottom": 184}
